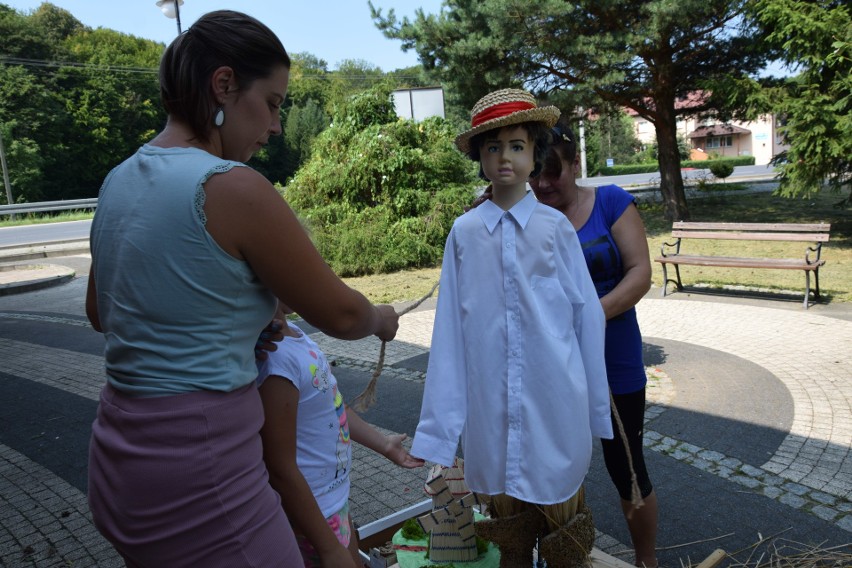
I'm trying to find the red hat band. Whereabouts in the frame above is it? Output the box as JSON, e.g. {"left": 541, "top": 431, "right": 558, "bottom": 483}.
{"left": 471, "top": 101, "right": 536, "bottom": 128}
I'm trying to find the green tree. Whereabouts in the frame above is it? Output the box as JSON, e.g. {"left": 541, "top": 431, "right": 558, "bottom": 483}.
{"left": 1, "top": 3, "right": 165, "bottom": 201}
{"left": 587, "top": 108, "right": 642, "bottom": 172}
{"left": 384, "top": 64, "right": 433, "bottom": 90}
{"left": 285, "top": 99, "right": 329, "bottom": 164}
{"left": 0, "top": 63, "right": 56, "bottom": 202}
{"left": 286, "top": 52, "right": 332, "bottom": 110}
{"left": 371, "top": 0, "right": 774, "bottom": 220}
{"left": 30, "top": 1, "right": 84, "bottom": 55}
{"left": 0, "top": 3, "right": 62, "bottom": 60}
{"left": 326, "top": 59, "right": 387, "bottom": 117}
{"left": 739, "top": 0, "right": 851, "bottom": 202}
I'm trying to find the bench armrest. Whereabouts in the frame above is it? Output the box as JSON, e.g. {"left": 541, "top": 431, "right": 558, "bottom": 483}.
{"left": 660, "top": 237, "right": 681, "bottom": 258}
{"left": 806, "top": 242, "right": 823, "bottom": 265}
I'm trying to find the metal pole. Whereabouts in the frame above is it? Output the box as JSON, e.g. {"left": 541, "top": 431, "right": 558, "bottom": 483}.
{"left": 0, "top": 130, "right": 14, "bottom": 216}
{"left": 174, "top": 0, "right": 182, "bottom": 34}
{"left": 578, "top": 108, "right": 588, "bottom": 179}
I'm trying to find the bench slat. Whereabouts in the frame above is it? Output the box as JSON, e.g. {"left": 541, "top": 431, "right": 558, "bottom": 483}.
{"left": 672, "top": 222, "right": 830, "bottom": 232}
{"left": 670, "top": 230, "right": 830, "bottom": 242}
{"left": 655, "top": 254, "right": 825, "bottom": 270}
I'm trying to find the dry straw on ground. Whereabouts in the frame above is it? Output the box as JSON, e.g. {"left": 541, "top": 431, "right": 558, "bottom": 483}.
{"left": 616, "top": 528, "right": 852, "bottom": 568}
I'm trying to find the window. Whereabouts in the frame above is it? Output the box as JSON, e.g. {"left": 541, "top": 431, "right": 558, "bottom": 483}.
{"left": 706, "top": 135, "right": 732, "bottom": 148}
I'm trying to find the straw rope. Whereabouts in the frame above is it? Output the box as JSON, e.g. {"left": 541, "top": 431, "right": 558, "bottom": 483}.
{"left": 610, "top": 390, "right": 644, "bottom": 509}
{"left": 349, "top": 280, "right": 440, "bottom": 412}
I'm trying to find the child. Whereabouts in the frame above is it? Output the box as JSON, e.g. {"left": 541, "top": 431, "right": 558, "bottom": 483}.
{"left": 257, "top": 301, "right": 425, "bottom": 568}
{"left": 410, "top": 89, "right": 614, "bottom": 567}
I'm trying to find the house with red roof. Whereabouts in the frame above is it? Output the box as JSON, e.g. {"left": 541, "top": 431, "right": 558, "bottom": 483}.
{"left": 625, "top": 92, "right": 788, "bottom": 166}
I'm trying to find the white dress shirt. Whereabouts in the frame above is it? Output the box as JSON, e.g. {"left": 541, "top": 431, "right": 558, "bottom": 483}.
{"left": 411, "top": 191, "right": 613, "bottom": 505}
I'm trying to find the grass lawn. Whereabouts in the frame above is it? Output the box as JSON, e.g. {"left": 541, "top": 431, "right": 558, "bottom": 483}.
{"left": 640, "top": 188, "right": 851, "bottom": 304}
{"left": 0, "top": 210, "right": 94, "bottom": 227}
{"left": 344, "top": 187, "right": 852, "bottom": 305}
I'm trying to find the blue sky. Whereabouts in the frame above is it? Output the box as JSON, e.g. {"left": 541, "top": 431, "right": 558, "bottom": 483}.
{"left": 3, "top": 0, "right": 444, "bottom": 71}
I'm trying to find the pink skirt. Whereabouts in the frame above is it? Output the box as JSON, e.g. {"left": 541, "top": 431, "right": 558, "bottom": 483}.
{"left": 88, "top": 382, "right": 301, "bottom": 567}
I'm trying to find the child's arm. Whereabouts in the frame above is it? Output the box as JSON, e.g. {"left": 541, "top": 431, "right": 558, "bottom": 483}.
{"left": 258, "top": 377, "right": 358, "bottom": 568}
{"left": 346, "top": 405, "right": 425, "bottom": 468}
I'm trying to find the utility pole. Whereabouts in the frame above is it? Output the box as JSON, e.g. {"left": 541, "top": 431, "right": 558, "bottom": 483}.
{"left": 578, "top": 108, "right": 588, "bottom": 179}
{"left": 0, "top": 129, "right": 14, "bottom": 217}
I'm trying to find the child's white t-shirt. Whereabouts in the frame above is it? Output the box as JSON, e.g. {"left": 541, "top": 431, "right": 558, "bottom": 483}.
{"left": 257, "top": 323, "right": 351, "bottom": 517}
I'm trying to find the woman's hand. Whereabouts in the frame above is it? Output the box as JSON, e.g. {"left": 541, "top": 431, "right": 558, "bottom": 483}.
{"left": 373, "top": 304, "right": 399, "bottom": 342}
{"left": 254, "top": 318, "right": 284, "bottom": 361}
{"left": 464, "top": 185, "right": 493, "bottom": 212}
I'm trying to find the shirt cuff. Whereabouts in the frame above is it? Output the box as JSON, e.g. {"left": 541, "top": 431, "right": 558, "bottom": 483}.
{"left": 410, "top": 431, "right": 459, "bottom": 467}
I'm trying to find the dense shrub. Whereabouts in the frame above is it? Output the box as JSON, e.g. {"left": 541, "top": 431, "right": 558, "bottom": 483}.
{"left": 709, "top": 161, "right": 735, "bottom": 180}
{"left": 682, "top": 156, "right": 755, "bottom": 169}
{"left": 597, "top": 163, "right": 663, "bottom": 175}
{"left": 284, "top": 85, "right": 479, "bottom": 276}
{"left": 597, "top": 156, "right": 755, "bottom": 176}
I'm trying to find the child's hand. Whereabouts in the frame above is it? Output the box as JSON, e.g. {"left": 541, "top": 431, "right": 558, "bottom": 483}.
{"left": 254, "top": 319, "right": 285, "bottom": 361}
{"left": 384, "top": 434, "right": 425, "bottom": 469}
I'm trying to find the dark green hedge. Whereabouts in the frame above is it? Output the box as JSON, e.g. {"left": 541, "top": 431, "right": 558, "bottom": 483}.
{"left": 597, "top": 156, "right": 756, "bottom": 176}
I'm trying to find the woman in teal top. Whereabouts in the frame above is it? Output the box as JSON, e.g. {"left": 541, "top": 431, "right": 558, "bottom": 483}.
{"left": 85, "top": 11, "right": 398, "bottom": 567}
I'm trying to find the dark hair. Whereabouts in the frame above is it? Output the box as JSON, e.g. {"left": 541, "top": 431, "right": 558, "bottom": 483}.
{"left": 159, "top": 10, "right": 291, "bottom": 142}
{"left": 467, "top": 121, "right": 552, "bottom": 180}
{"left": 541, "top": 119, "right": 577, "bottom": 179}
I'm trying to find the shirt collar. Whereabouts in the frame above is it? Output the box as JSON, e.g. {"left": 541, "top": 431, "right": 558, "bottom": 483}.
{"left": 477, "top": 189, "right": 537, "bottom": 234}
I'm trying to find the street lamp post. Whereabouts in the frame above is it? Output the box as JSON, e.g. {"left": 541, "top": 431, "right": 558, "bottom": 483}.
{"left": 155, "top": 0, "right": 184, "bottom": 36}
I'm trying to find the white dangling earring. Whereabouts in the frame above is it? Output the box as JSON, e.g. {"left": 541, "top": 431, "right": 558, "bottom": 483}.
{"left": 214, "top": 107, "right": 225, "bottom": 127}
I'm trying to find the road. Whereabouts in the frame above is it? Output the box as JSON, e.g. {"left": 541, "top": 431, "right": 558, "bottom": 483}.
{"left": 0, "top": 219, "right": 91, "bottom": 248}
{"left": 586, "top": 164, "right": 778, "bottom": 189}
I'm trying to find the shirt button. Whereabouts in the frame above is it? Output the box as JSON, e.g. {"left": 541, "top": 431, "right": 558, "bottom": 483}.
{"left": 506, "top": 242, "right": 513, "bottom": 248}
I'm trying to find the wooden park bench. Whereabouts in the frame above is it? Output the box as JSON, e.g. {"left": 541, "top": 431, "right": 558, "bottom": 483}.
{"left": 655, "top": 222, "right": 831, "bottom": 309}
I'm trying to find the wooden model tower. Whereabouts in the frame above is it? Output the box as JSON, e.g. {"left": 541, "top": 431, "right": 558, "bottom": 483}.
{"left": 417, "top": 458, "right": 484, "bottom": 563}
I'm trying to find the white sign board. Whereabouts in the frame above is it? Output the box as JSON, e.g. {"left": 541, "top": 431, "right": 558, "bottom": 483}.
{"left": 392, "top": 87, "right": 445, "bottom": 121}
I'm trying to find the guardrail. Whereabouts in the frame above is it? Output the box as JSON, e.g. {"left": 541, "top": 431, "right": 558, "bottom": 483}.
{"left": 0, "top": 198, "right": 98, "bottom": 217}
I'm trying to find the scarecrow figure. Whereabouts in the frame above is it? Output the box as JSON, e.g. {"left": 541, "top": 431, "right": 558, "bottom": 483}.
{"left": 409, "top": 87, "right": 614, "bottom": 568}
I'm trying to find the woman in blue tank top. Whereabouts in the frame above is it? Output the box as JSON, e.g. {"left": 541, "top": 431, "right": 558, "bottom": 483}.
{"left": 529, "top": 120, "right": 658, "bottom": 568}
{"left": 85, "top": 11, "right": 398, "bottom": 568}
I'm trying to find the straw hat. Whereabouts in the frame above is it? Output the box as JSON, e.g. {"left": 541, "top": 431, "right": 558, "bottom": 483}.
{"left": 455, "top": 88, "right": 560, "bottom": 154}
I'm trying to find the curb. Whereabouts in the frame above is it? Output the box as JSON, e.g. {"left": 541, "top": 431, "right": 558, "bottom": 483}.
{"left": 0, "top": 262, "right": 77, "bottom": 296}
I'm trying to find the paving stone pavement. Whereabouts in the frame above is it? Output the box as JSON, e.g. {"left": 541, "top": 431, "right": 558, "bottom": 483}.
{"left": 1, "top": 256, "right": 851, "bottom": 567}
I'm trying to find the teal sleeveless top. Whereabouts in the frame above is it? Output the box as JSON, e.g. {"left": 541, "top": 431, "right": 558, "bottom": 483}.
{"left": 91, "top": 144, "right": 276, "bottom": 396}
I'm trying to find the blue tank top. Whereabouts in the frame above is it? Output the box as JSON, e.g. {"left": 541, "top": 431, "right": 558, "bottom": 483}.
{"left": 576, "top": 184, "right": 646, "bottom": 394}
{"left": 91, "top": 144, "right": 276, "bottom": 396}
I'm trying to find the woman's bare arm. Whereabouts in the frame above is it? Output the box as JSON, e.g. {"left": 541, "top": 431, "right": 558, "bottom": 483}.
{"left": 600, "top": 203, "right": 652, "bottom": 320}
{"left": 203, "top": 168, "right": 397, "bottom": 341}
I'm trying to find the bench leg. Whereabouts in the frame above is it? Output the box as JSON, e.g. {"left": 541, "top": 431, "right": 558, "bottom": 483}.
{"left": 660, "top": 263, "right": 684, "bottom": 298}
{"left": 813, "top": 268, "right": 821, "bottom": 299}
{"left": 804, "top": 271, "right": 812, "bottom": 309}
